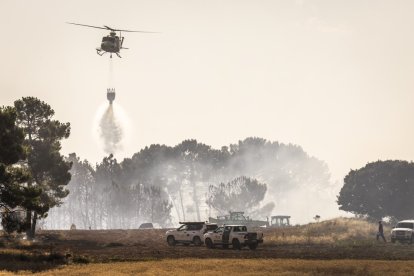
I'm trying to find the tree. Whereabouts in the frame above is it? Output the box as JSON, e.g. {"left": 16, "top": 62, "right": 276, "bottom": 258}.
{"left": 141, "top": 185, "right": 172, "bottom": 227}
{"left": 14, "top": 97, "right": 72, "bottom": 238}
{"left": 49, "top": 153, "right": 96, "bottom": 229}
{"left": 0, "top": 106, "right": 25, "bottom": 165}
{"left": 0, "top": 106, "right": 32, "bottom": 233}
{"left": 337, "top": 160, "right": 414, "bottom": 220}
{"left": 207, "top": 176, "right": 268, "bottom": 214}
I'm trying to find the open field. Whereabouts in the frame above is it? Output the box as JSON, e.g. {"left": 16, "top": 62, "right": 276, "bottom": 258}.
{"left": 3, "top": 259, "right": 414, "bottom": 276}
{"left": 1, "top": 218, "right": 413, "bottom": 274}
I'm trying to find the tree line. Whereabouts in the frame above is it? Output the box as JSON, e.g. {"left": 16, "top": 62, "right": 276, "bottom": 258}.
{"left": 1, "top": 96, "right": 342, "bottom": 235}
{"left": 45, "top": 136, "right": 332, "bottom": 230}
{"left": 2, "top": 96, "right": 412, "bottom": 235}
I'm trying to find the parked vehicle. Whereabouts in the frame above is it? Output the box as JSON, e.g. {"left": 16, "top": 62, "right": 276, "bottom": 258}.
{"left": 391, "top": 220, "right": 414, "bottom": 243}
{"left": 203, "top": 225, "right": 263, "bottom": 250}
{"left": 209, "top": 211, "right": 268, "bottom": 227}
{"left": 139, "top": 222, "right": 153, "bottom": 229}
{"left": 269, "top": 215, "right": 291, "bottom": 227}
{"left": 165, "top": 222, "right": 218, "bottom": 246}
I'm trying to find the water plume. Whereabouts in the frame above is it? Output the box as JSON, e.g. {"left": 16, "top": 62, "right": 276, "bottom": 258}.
{"left": 99, "top": 104, "right": 123, "bottom": 155}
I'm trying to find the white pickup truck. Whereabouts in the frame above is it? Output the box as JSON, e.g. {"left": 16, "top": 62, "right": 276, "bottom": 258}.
{"left": 165, "top": 222, "right": 218, "bottom": 246}
{"left": 391, "top": 220, "right": 414, "bottom": 243}
{"left": 203, "top": 225, "right": 263, "bottom": 250}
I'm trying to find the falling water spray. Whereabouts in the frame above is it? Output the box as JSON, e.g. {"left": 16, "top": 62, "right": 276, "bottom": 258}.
{"left": 99, "top": 100, "right": 123, "bottom": 154}
{"left": 99, "top": 58, "right": 122, "bottom": 154}
{"left": 93, "top": 58, "right": 132, "bottom": 156}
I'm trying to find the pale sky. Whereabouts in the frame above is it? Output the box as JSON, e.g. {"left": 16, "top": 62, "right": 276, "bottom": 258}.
{"left": 1, "top": 0, "right": 414, "bottom": 183}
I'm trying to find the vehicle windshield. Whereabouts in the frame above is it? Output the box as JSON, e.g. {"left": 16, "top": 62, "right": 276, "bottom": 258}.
{"left": 102, "top": 37, "right": 116, "bottom": 43}
{"left": 177, "top": 224, "right": 203, "bottom": 231}
{"left": 396, "top": 222, "right": 414, "bottom": 229}
{"left": 214, "top": 227, "right": 224, "bottom": 233}
{"left": 206, "top": 224, "right": 218, "bottom": 231}
{"left": 177, "top": 224, "right": 188, "bottom": 231}
{"left": 233, "top": 226, "right": 247, "bottom": 232}
{"left": 187, "top": 224, "right": 203, "bottom": 231}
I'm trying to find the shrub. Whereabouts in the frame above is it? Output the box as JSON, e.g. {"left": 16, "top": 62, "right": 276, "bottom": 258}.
{"left": 1, "top": 211, "right": 28, "bottom": 234}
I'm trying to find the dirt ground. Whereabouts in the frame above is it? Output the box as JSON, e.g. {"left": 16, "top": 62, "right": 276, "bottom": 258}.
{"left": 8, "top": 228, "right": 414, "bottom": 262}
{"left": 2, "top": 223, "right": 414, "bottom": 274}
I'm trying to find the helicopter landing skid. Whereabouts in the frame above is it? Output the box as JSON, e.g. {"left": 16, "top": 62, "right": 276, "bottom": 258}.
{"left": 96, "top": 49, "right": 105, "bottom": 56}
{"left": 96, "top": 49, "right": 121, "bottom": 58}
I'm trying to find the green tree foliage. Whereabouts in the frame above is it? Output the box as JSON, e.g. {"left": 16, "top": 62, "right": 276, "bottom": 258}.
{"left": 0, "top": 106, "right": 33, "bottom": 233}
{"left": 0, "top": 107, "right": 25, "bottom": 165}
{"left": 207, "top": 176, "right": 267, "bottom": 213}
{"left": 14, "top": 97, "right": 72, "bottom": 238}
{"left": 337, "top": 160, "right": 414, "bottom": 220}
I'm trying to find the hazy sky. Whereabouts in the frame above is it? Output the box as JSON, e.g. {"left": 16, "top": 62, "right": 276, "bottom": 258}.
{"left": 1, "top": 0, "right": 413, "bottom": 182}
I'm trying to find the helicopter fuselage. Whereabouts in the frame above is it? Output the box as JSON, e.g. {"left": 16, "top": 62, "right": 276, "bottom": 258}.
{"left": 99, "top": 32, "right": 121, "bottom": 53}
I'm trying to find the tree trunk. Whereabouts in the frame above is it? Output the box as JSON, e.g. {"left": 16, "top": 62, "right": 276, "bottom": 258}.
{"left": 179, "top": 187, "right": 185, "bottom": 221}
{"left": 26, "top": 210, "right": 32, "bottom": 238}
{"left": 191, "top": 168, "right": 201, "bottom": 221}
{"left": 26, "top": 212, "right": 37, "bottom": 240}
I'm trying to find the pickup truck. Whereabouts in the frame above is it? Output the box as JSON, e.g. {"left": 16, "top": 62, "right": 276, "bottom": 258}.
{"left": 391, "top": 220, "right": 414, "bottom": 243}
{"left": 203, "top": 225, "right": 263, "bottom": 250}
{"left": 165, "top": 222, "right": 218, "bottom": 246}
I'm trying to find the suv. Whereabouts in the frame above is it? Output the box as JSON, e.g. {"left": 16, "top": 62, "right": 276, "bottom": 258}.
{"left": 166, "top": 222, "right": 218, "bottom": 246}
{"left": 391, "top": 220, "right": 414, "bottom": 243}
{"left": 203, "top": 225, "right": 263, "bottom": 250}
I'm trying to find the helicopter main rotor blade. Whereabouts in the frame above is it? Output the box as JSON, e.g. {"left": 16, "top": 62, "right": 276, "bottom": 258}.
{"left": 66, "top": 22, "right": 108, "bottom": 30}
{"left": 103, "top": 25, "right": 158, "bottom": 33}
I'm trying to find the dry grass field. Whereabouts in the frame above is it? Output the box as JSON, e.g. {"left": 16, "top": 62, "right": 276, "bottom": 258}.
{"left": 1, "top": 218, "right": 413, "bottom": 275}
{"left": 3, "top": 259, "right": 414, "bottom": 275}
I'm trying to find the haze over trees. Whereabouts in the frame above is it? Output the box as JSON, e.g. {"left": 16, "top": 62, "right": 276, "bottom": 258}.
{"left": 207, "top": 176, "right": 269, "bottom": 214}
{"left": 1, "top": 98, "right": 336, "bottom": 231}
{"left": 46, "top": 137, "right": 334, "bottom": 229}
{"left": 338, "top": 160, "right": 414, "bottom": 221}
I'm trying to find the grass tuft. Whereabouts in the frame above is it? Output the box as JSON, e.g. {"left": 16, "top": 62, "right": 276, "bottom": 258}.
{"left": 72, "top": 255, "right": 90, "bottom": 264}
{"left": 262, "top": 217, "right": 388, "bottom": 245}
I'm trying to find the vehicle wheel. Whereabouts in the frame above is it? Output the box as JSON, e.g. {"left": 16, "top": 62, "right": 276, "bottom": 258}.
{"left": 183, "top": 243, "right": 190, "bottom": 246}
{"left": 232, "top": 239, "right": 241, "bottom": 250}
{"left": 193, "top": 236, "right": 202, "bottom": 246}
{"left": 248, "top": 242, "right": 258, "bottom": 250}
{"left": 167, "top": 235, "right": 176, "bottom": 246}
{"left": 205, "top": 238, "right": 214, "bottom": 249}
{"left": 391, "top": 239, "right": 396, "bottom": 244}
{"left": 223, "top": 244, "right": 229, "bottom": 249}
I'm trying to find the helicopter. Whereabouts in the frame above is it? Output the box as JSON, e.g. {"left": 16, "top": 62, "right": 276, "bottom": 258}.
{"left": 67, "top": 22, "right": 155, "bottom": 58}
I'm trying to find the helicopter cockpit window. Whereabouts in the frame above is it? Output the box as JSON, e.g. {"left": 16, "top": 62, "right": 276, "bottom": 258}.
{"left": 102, "top": 37, "right": 116, "bottom": 43}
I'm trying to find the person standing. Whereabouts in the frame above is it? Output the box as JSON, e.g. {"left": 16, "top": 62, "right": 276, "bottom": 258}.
{"left": 377, "top": 221, "right": 386, "bottom": 242}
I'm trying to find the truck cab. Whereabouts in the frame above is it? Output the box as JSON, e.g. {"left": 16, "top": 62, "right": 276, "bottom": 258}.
{"left": 391, "top": 220, "right": 414, "bottom": 243}
{"left": 165, "top": 222, "right": 217, "bottom": 246}
{"left": 203, "top": 225, "right": 263, "bottom": 250}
